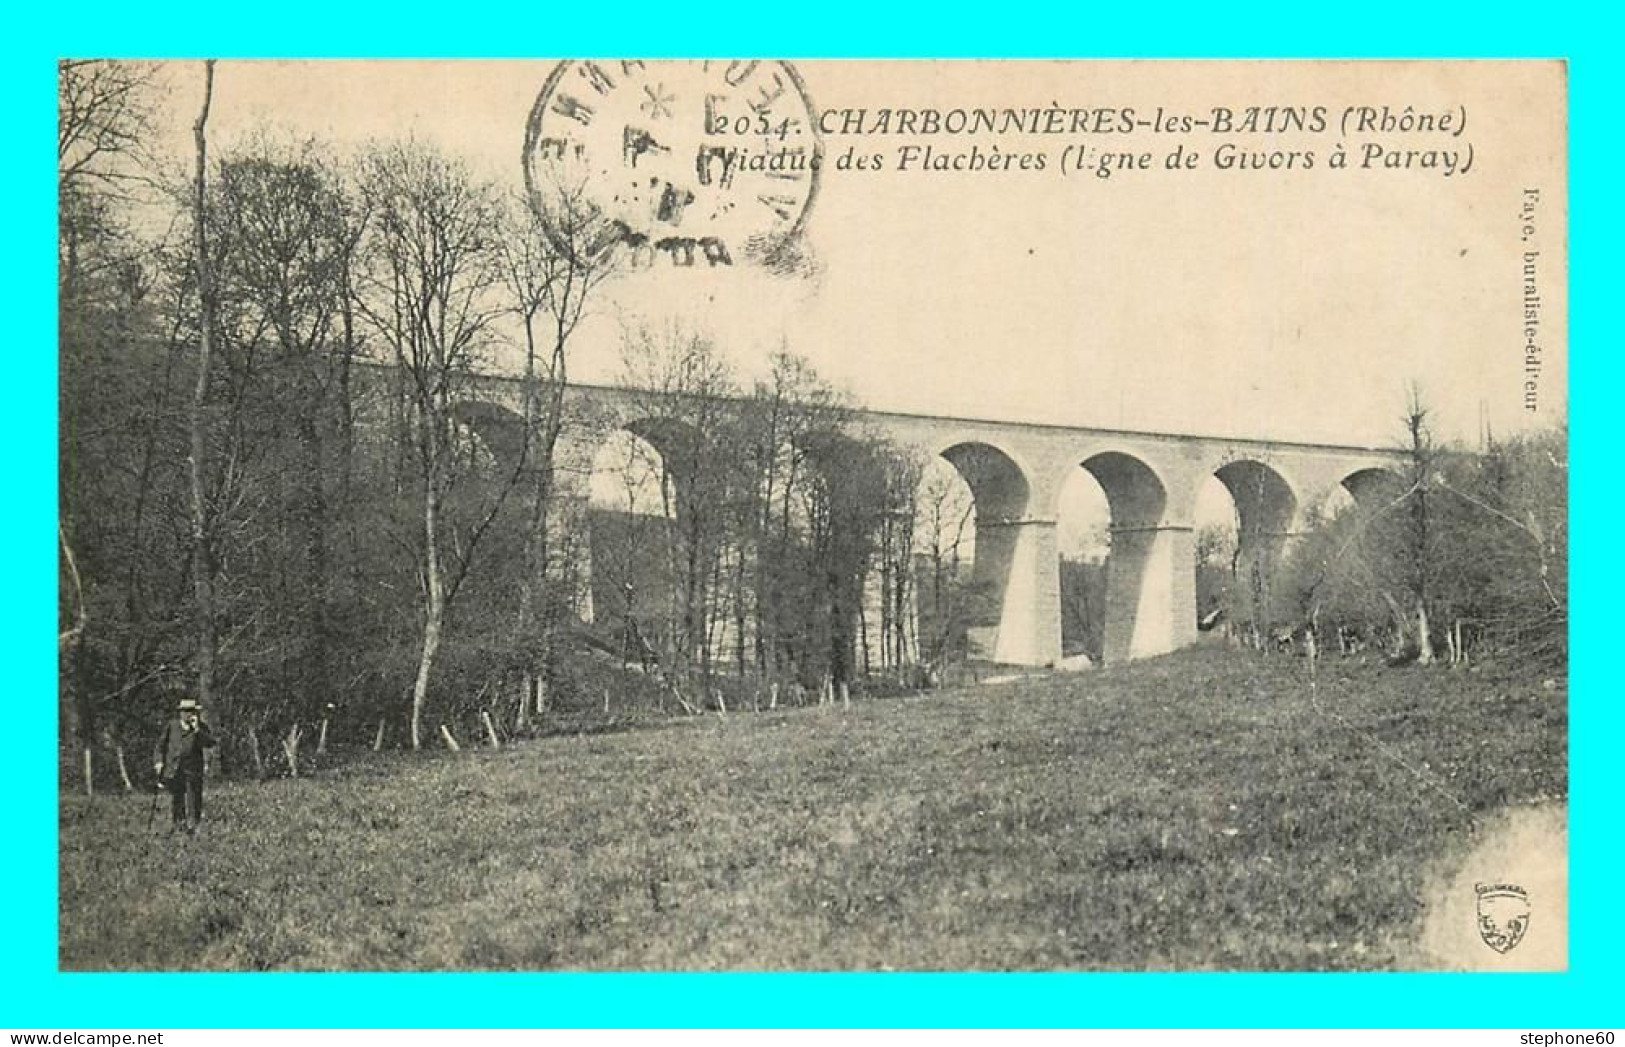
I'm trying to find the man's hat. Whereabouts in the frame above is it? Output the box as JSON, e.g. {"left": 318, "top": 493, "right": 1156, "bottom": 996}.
{"left": 176, "top": 697, "right": 202, "bottom": 713}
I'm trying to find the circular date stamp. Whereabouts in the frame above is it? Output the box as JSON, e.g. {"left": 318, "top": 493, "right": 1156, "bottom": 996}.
{"left": 523, "top": 60, "right": 823, "bottom": 270}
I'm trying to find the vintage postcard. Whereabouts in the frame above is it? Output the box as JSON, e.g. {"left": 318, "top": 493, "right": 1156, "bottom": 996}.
{"left": 58, "top": 59, "right": 1567, "bottom": 973}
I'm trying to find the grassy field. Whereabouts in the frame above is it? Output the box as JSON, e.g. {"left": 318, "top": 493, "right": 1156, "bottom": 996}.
{"left": 59, "top": 647, "right": 1566, "bottom": 971}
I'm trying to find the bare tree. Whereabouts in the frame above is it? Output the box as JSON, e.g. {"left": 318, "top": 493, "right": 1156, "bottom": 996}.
{"left": 912, "top": 462, "right": 978, "bottom": 678}
{"left": 796, "top": 429, "right": 894, "bottom": 688}
{"left": 1401, "top": 385, "right": 1437, "bottom": 664}
{"left": 186, "top": 60, "right": 220, "bottom": 719}
{"left": 58, "top": 59, "right": 161, "bottom": 195}
{"left": 876, "top": 451, "right": 924, "bottom": 673}
{"left": 592, "top": 430, "right": 671, "bottom": 677}
{"left": 497, "top": 181, "right": 615, "bottom": 727}
{"left": 738, "top": 351, "right": 850, "bottom": 682}
{"left": 353, "top": 142, "right": 507, "bottom": 750}
{"left": 1279, "top": 385, "right": 1569, "bottom": 669}
{"left": 208, "top": 138, "right": 365, "bottom": 736}
{"left": 58, "top": 60, "right": 163, "bottom": 297}
{"left": 57, "top": 57, "right": 163, "bottom": 674}
{"left": 618, "top": 328, "right": 742, "bottom": 698}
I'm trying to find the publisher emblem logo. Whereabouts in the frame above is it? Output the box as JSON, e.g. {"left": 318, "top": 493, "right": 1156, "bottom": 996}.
{"left": 1475, "top": 882, "right": 1530, "bottom": 954}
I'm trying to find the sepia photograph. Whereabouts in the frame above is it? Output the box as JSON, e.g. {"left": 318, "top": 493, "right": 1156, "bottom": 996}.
{"left": 57, "top": 58, "right": 1568, "bottom": 973}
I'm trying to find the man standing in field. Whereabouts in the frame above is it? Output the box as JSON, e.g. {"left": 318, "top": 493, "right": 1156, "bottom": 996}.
{"left": 153, "top": 697, "right": 216, "bottom": 834}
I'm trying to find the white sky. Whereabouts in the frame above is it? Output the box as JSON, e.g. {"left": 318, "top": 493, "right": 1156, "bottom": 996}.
{"left": 140, "top": 59, "right": 1568, "bottom": 550}
{"left": 146, "top": 59, "right": 1566, "bottom": 447}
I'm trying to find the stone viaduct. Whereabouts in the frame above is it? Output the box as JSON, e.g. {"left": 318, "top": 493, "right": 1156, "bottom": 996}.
{"left": 456, "top": 374, "right": 1406, "bottom": 669}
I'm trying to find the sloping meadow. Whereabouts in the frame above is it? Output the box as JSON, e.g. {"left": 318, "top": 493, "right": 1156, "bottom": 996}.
{"left": 59, "top": 648, "right": 1566, "bottom": 971}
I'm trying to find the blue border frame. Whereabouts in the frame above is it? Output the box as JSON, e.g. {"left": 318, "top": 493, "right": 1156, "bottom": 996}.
{"left": 11, "top": 1, "right": 1613, "bottom": 1028}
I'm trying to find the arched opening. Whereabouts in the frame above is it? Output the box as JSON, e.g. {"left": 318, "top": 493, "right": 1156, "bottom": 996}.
{"left": 1200, "top": 460, "right": 1300, "bottom": 645}
{"left": 940, "top": 442, "right": 1031, "bottom": 522}
{"left": 934, "top": 441, "right": 1042, "bottom": 665}
{"left": 1215, "top": 460, "right": 1297, "bottom": 537}
{"left": 590, "top": 428, "right": 670, "bottom": 516}
{"left": 583, "top": 416, "right": 725, "bottom": 678}
{"left": 1193, "top": 477, "right": 1239, "bottom": 637}
{"left": 1054, "top": 469, "right": 1110, "bottom": 663}
{"left": 587, "top": 427, "right": 677, "bottom": 669}
{"left": 1083, "top": 452, "right": 1168, "bottom": 527}
{"left": 1076, "top": 451, "right": 1172, "bottom": 664}
{"left": 449, "top": 400, "right": 522, "bottom": 467}
{"left": 1286, "top": 465, "right": 1414, "bottom": 657}
{"left": 1342, "top": 466, "right": 1407, "bottom": 511}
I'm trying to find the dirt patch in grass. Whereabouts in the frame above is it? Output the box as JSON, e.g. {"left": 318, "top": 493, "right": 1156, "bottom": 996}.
{"left": 59, "top": 648, "right": 1566, "bottom": 971}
